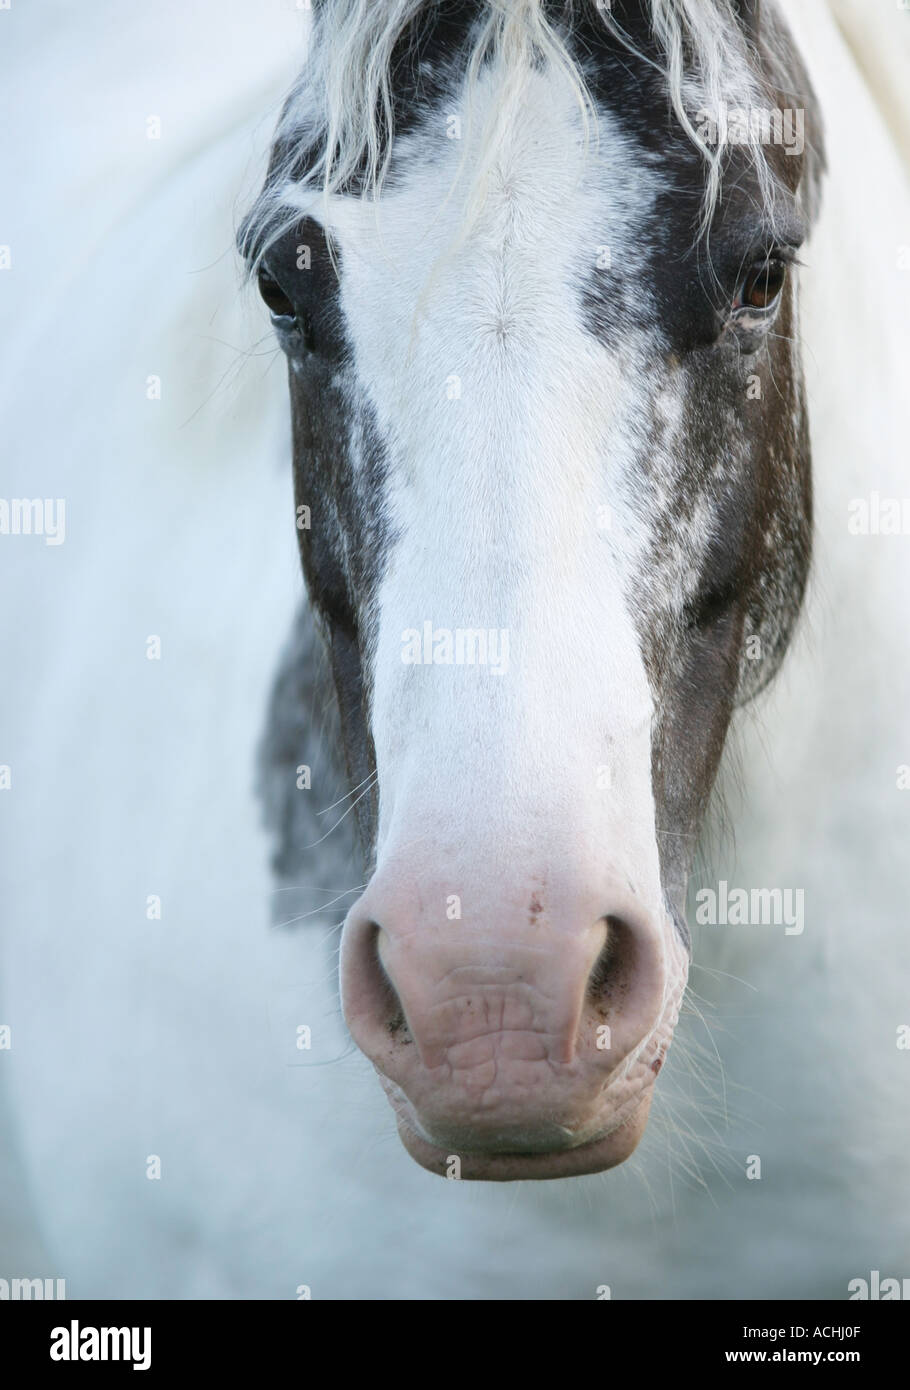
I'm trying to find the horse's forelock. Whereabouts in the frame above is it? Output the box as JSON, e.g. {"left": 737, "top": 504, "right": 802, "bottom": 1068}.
{"left": 240, "top": 0, "right": 789, "bottom": 274}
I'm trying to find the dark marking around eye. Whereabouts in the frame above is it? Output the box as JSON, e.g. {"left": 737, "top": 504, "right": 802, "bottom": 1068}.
{"left": 257, "top": 218, "right": 348, "bottom": 363}
{"left": 257, "top": 268, "right": 295, "bottom": 318}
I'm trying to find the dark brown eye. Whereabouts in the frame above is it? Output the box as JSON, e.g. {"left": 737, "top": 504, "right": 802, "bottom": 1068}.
{"left": 257, "top": 268, "right": 296, "bottom": 320}
{"left": 737, "top": 255, "right": 787, "bottom": 311}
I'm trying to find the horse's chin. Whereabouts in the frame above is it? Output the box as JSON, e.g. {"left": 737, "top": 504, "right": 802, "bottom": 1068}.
{"left": 393, "top": 1091, "right": 654, "bottom": 1182}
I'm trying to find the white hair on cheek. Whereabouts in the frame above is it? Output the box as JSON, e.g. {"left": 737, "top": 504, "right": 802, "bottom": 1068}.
{"left": 241, "top": 0, "right": 780, "bottom": 270}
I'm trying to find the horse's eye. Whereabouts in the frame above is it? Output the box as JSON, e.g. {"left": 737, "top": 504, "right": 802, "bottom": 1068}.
{"left": 257, "top": 268, "right": 296, "bottom": 321}
{"left": 736, "top": 255, "right": 788, "bottom": 312}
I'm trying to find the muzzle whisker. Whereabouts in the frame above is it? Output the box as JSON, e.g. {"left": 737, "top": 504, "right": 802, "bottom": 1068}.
{"left": 315, "top": 771, "right": 378, "bottom": 817}
{"left": 299, "top": 780, "right": 377, "bottom": 849}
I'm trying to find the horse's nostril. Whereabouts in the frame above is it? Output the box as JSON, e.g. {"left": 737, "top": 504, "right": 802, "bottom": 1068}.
{"left": 586, "top": 915, "right": 638, "bottom": 1011}
{"left": 369, "top": 922, "right": 410, "bottom": 1041}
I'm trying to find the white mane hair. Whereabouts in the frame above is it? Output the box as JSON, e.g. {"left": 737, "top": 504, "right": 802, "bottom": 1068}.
{"left": 242, "top": 0, "right": 783, "bottom": 271}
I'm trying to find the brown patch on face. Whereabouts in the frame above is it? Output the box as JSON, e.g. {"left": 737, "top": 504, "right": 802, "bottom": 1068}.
{"left": 528, "top": 891, "right": 543, "bottom": 926}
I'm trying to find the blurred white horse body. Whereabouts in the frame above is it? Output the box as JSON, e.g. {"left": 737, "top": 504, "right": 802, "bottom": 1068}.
{"left": 1, "top": 0, "right": 908, "bottom": 1297}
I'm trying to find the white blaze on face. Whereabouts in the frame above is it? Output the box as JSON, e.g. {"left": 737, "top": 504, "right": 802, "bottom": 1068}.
{"left": 319, "top": 63, "right": 671, "bottom": 925}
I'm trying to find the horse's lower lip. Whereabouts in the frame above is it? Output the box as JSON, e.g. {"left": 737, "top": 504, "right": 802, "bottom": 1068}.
{"left": 394, "top": 1096, "right": 651, "bottom": 1181}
